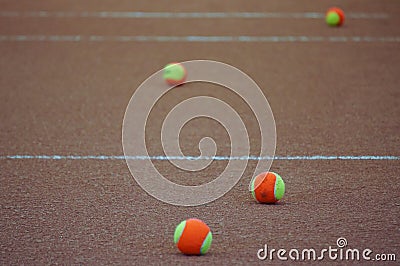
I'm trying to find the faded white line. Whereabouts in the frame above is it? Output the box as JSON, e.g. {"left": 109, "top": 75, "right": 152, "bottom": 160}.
{"left": 0, "top": 155, "right": 399, "bottom": 160}
{"left": 0, "top": 11, "right": 390, "bottom": 19}
{"left": 0, "top": 35, "right": 400, "bottom": 43}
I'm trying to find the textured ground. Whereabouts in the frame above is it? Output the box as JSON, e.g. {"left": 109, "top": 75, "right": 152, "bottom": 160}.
{"left": 0, "top": 0, "right": 399, "bottom": 265}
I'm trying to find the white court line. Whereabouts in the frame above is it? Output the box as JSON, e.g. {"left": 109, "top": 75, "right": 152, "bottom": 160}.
{"left": 0, "top": 155, "right": 398, "bottom": 160}
{"left": 0, "top": 11, "right": 389, "bottom": 19}
{"left": 0, "top": 35, "right": 400, "bottom": 43}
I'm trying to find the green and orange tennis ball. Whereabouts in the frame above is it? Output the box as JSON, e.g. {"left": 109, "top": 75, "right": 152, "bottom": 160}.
{"left": 250, "top": 172, "right": 285, "bottom": 204}
{"left": 326, "top": 7, "right": 345, "bottom": 27}
{"left": 163, "top": 62, "right": 187, "bottom": 86}
{"left": 174, "top": 218, "right": 212, "bottom": 255}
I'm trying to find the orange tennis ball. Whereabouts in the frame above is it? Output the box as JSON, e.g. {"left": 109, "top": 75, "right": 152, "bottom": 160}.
{"left": 163, "top": 62, "right": 187, "bottom": 86}
{"left": 174, "top": 218, "right": 212, "bottom": 255}
{"left": 250, "top": 172, "right": 285, "bottom": 204}
{"left": 326, "top": 7, "right": 345, "bottom": 26}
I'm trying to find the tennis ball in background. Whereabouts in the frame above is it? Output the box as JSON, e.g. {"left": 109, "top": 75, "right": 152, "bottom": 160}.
{"left": 174, "top": 218, "right": 212, "bottom": 255}
{"left": 251, "top": 172, "right": 285, "bottom": 204}
{"left": 163, "top": 62, "right": 187, "bottom": 86}
{"left": 326, "top": 7, "right": 345, "bottom": 27}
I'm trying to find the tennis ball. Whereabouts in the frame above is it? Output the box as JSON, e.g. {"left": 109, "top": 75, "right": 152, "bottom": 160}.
{"left": 163, "top": 62, "right": 187, "bottom": 86}
{"left": 174, "top": 218, "right": 212, "bottom": 255}
{"left": 250, "top": 172, "right": 285, "bottom": 204}
{"left": 326, "top": 7, "right": 345, "bottom": 26}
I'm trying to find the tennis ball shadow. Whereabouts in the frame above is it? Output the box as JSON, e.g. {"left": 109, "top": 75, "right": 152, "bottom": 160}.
{"left": 247, "top": 199, "right": 287, "bottom": 206}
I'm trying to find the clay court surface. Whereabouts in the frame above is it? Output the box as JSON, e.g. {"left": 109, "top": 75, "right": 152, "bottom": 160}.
{"left": 1, "top": 0, "right": 399, "bottom": 265}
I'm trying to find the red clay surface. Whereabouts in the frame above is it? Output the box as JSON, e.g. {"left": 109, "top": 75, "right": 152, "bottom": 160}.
{"left": 1, "top": 0, "right": 399, "bottom": 265}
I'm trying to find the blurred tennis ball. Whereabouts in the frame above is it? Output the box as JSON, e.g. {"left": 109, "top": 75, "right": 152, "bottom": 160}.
{"left": 163, "top": 62, "right": 187, "bottom": 86}
{"left": 326, "top": 7, "right": 345, "bottom": 26}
